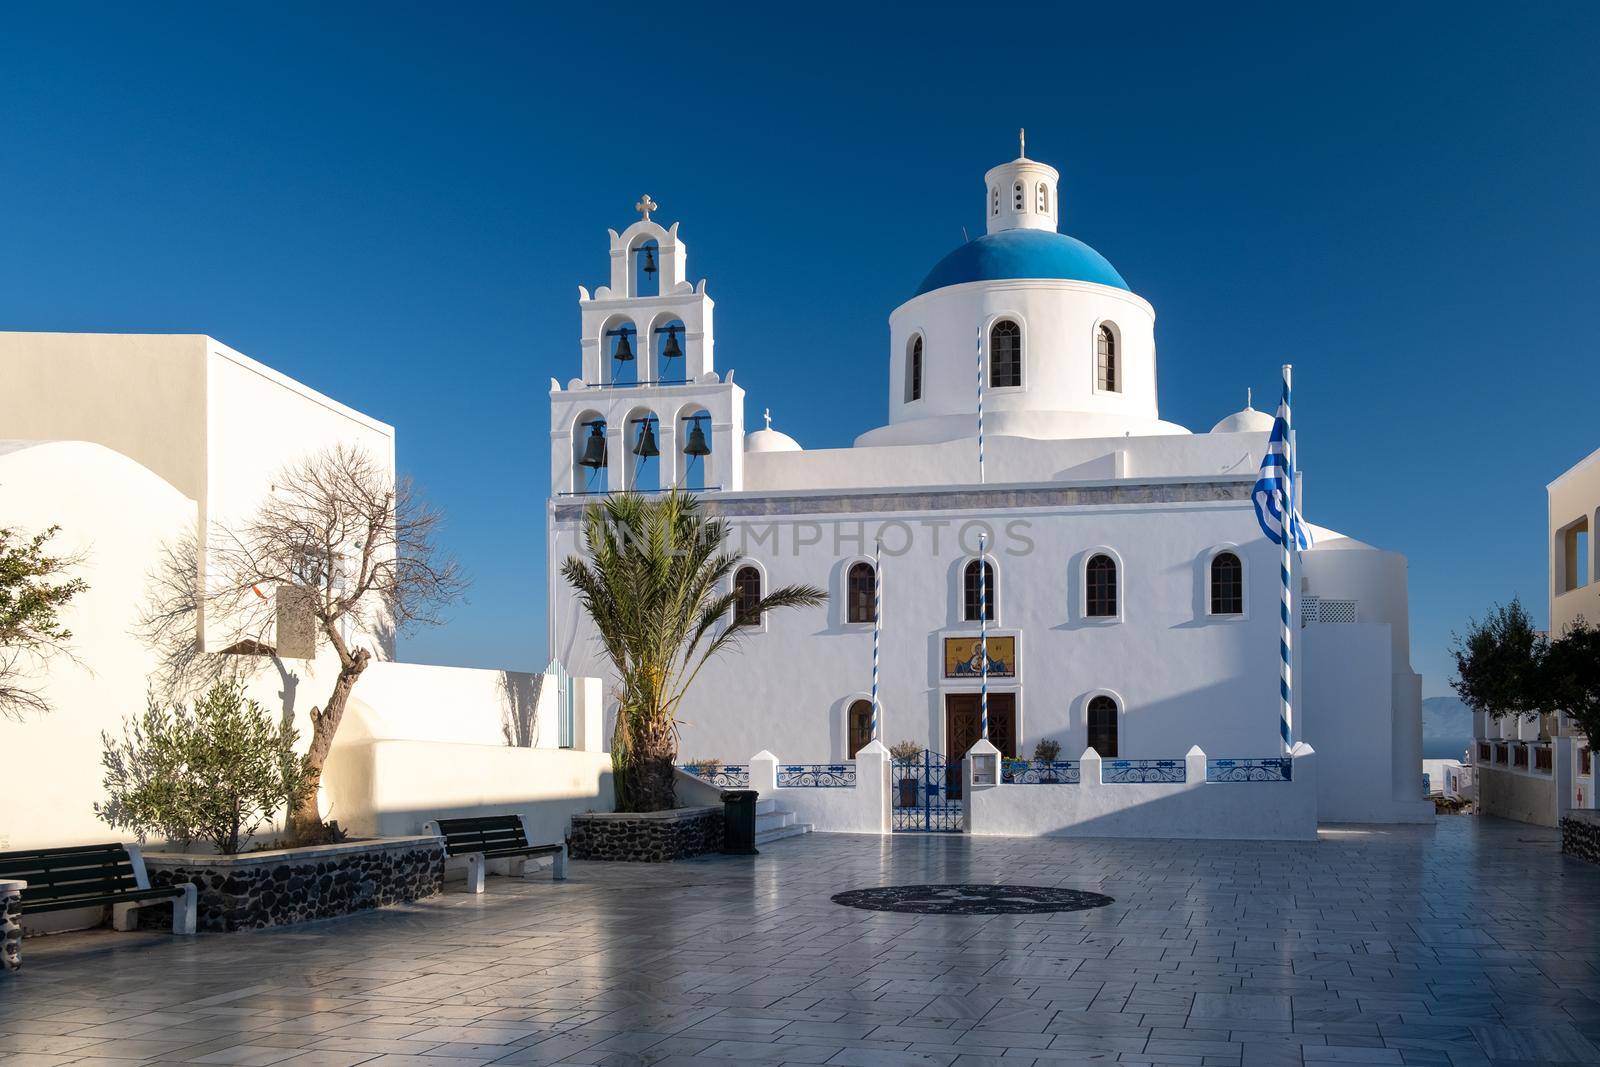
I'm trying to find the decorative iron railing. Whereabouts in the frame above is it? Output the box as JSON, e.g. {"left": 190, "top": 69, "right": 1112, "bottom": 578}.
{"left": 1478, "top": 741, "right": 1492, "bottom": 762}
{"left": 1102, "top": 759, "right": 1186, "bottom": 784}
{"left": 1584, "top": 747, "right": 1593, "bottom": 776}
{"left": 1495, "top": 743, "right": 1509, "bottom": 764}
{"left": 1514, "top": 745, "right": 1529, "bottom": 769}
{"left": 1002, "top": 759, "right": 1080, "bottom": 784}
{"left": 1207, "top": 757, "right": 1292, "bottom": 783}
{"left": 1534, "top": 745, "right": 1552, "bottom": 774}
{"left": 679, "top": 764, "right": 749, "bottom": 788}
{"left": 778, "top": 763, "right": 856, "bottom": 787}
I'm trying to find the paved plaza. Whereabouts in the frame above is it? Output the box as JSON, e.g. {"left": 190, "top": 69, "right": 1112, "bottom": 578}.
{"left": 5, "top": 818, "right": 1600, "bottom": 1067}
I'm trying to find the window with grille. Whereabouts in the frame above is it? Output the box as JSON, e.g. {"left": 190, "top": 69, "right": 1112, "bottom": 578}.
{"left": 1210, "top": 552, "right": 1243, "bottom": 615}
{"left": 1014, "top": 182, "right": 1024, "bottom": 210}
{"left": 847, "top": 561, "right": 876, "bottom": 624}
{"left": 1086, "top": 554, "right": 1118, "bottom": 617}
{"left": 1087, "top": 695, "right": 1118, "bottom": 757}
{"left": 963, "top": 559, "right": 995, "bottom": 622}
{"left": 1096, "top": 324, "right": 1118, "bottom": 392}
{"left": 734, "top": 566, "right": 763, "bottom": 626}
{"left": 989, "top": 320, "right": 1022, "bottom": 388}
{"left": 848, "top": 699, "right": 873, "bottom": 758}
{"left": 1037, "top": 183, "right": 1049, "bottom": 212}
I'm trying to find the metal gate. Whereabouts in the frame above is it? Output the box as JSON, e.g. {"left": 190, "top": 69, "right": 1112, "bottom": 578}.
{"left": 892, "top": 749, "right": 965, "bottom": 832}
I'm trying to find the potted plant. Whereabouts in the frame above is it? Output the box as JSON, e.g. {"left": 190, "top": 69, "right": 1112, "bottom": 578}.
{"left": 889, "top": 740, "right": 921, "bottom": 808}
{"left": 1033, "top": 738, "right": 1062, "bottom": 783}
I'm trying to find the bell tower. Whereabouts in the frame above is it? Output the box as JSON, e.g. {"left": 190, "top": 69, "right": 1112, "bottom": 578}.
{"left": 984, "top": 128, "right": 1060, "bottom": 235}
{"left": 549, "top": 195, "right": 745, "bottom": 498}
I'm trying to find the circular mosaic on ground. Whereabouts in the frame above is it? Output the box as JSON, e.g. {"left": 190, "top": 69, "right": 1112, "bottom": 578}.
{"left": 830, "top": 884, "right": 1114, "bottom": 915}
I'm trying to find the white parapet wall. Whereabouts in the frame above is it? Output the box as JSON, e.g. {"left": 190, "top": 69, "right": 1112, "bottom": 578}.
{"left": 748, "top": 745, "right": 891, "bottom": 835}
{"left": 967, "top": 744, "right": 1317, "bottom": 840}
{"left": 325, "top": 740, "right": 614, "bottom": 844}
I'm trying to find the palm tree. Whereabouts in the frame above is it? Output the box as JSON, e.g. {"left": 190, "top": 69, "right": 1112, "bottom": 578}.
{"left": 562, "top": 490, "right": 825, "bottom": 812}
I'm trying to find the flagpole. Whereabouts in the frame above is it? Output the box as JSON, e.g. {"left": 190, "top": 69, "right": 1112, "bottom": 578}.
{"left": 976, "top": 326, "right": 985, "bottom": 486}
{"left": 979, "top": 531, "right": 989, "bottom": 742}
{"left": 1279, "top": 363, "right": 1294, "bottom": 754}
{"left": 870, "top": 537, "right": 882, "bottom": 743}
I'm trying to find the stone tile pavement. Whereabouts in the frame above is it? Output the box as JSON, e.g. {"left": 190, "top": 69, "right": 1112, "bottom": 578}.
{"left": 4, "top": 817, "right": 1600, "bottom": 1067}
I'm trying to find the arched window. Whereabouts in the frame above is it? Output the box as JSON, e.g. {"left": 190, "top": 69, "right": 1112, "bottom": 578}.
{"left": 1096, "top": 324, "right": 1118, "bottom": 392}
{"left": 1037, "top": 183, "right": 1049, "bottom": 212}
{"left": 989, "top": 320, "right": 1022, "bottom": 388}
{"left": 847, "top": 561, "right": 877, "bottom": 624}
{"left": 734, "top": 566, "right": 763, "bottom": 626}
{"left": 1087, "top": 695, "right": 1119, "bottom": 757}
{"left": 905, "top": 335, "right": 923, "bottom": 403}
{"left": 963, "top": 559, "right": 995, "bottom": 622}
{"left": 1086, "top": 554, "right": 1118, "bottom": 618}
{"left": 847, "top": 699, "right": 873, "bottom": 758}
{"left": 1210, "top": 552, "right": 1243, "bottom": 615}
{"left": 991, "top": 186, "right": 1000, "bottom": 216}
{"left": 1013, "top": 182, "right": 1024, "bottom": 211}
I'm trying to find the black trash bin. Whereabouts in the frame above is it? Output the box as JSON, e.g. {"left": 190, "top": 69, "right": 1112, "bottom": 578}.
{"left": 720, "top": 789, "right": 759, "bottom": 855}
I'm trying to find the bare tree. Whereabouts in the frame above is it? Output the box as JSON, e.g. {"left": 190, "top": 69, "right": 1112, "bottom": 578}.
{"left": 209, "top": 445, "right": 465, "bottom": 839}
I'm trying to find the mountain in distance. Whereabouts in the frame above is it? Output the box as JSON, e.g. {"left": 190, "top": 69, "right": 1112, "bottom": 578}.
{"left": 1422, "top": 694, "right": 1473, "bottom": 740}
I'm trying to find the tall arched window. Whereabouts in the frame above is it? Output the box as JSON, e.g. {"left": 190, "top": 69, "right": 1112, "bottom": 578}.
{"left": 989, "top": 320, "right": 1022, "bottom": 388}
{"left": 1086, "top": 554, "right": 1118, "bottom": 618}
{"left": 847, "top": 699, "right": 873, "bottom": 758}
{"left": 847, "top": 561, "right": 877, "bottom": 624}
{"left": 1096, "top": 324, "right": 1119, "bottom": 392}
{"left": 1037, "top": 183, "right": 1049, "bottom": 212}
{"left": 734, "top": 566, "right": 763, "bottom": 626}
{"left": 1210, "top": 552, "right": 1243, "bottom": 615}
{"left": 905, "top": 335, "right": 923, "bottom": 402}
{"left": 1087, "top": 695, "right": 1119, "bottom": 757}
{"left": 991, "top": 186, "right": 1000, "bottom": 216}
{"left": 963, "top": 559, "right": 995, "bottom": 622}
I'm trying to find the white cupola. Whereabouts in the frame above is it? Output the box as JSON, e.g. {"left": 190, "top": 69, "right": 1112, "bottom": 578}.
{"left": 984, "top": 128, "right": 1059, "bottom": 235}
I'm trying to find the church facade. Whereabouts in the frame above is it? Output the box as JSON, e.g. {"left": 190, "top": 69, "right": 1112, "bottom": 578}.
{"left": 547, "top": 145, "right": 1431, "bottom": 826}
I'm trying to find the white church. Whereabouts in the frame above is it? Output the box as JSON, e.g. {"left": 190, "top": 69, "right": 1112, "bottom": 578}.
{"left": 548, "top": 142, "right": 1432, "bottom": 827}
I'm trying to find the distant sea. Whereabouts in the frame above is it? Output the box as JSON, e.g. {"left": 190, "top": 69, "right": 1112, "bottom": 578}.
{"left": 1422, "top": 694, "right": 1474, "bottom": 761}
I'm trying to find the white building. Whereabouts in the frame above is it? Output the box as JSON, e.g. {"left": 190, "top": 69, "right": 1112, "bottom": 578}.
{"left": 1470, "top": 447, "right": 1598, "bottom": 823}
{"left": 547, "top": 144, "right": 1433, "bottom": 829}
{"left": 1, "top": 332, "right": 610, "bottom": 855}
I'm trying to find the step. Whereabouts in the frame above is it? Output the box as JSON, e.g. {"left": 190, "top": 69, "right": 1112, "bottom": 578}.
{"left": 755, "top": 822, "right": 813, "bottom": 845}
{"left": 755, "top": 798, "right": 777, "bottom": 815}
{"left": 755, "top": 810, "right": 794, "bottom": 833}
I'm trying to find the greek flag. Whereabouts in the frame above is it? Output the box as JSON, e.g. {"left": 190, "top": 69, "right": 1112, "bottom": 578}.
{"left": 1252, "top": 369, "right": 1312, "bottom": 550}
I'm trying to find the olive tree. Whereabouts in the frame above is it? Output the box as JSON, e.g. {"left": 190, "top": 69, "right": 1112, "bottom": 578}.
{"left": 0, "top": 524, "right": 88, "bottom": 719}
{"left": 209, "top": 445, "right": 465, "bottom": 840}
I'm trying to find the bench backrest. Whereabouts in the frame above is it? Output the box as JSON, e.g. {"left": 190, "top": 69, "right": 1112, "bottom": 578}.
{"left": 432, "top": 815, "right": 529, "bottom": 856}
{"left": 0, "top": 843, "right": 144, "bottom": 907}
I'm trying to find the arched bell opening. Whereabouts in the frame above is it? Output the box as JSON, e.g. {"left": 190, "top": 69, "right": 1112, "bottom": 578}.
{"left": 601, "top": 314, "right": 639, "bottom": 387}
{"left": 572, "top": 409, "right": 608, "bottom": 495}
{"left": 624, "top": 405, "right": 663, "bottom": 492}
{"left": 652, "top": 315, "right": 687, "bottom": 385}
{"left": 631, "top": 237, "right": 660, "bottom": 298}
{"left": 676, "top": 405, "right": 713, "bottom": 491}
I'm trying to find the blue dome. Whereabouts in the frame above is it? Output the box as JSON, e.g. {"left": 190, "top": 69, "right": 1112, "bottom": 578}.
{"left": 914, "top": 229, "right": 1129, "bottom": 297}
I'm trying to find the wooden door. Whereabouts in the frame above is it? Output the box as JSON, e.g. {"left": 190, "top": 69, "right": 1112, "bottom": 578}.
{"left": 944, "top": 693, "right": 1017, "bottom": 759}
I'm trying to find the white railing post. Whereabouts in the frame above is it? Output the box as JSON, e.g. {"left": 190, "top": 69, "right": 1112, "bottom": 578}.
{"left": 1186, "top": 745, "right": 1207, "bottom": 786}
{"left": 1555, "top": 736, "right": 1576, "bottom": 822}
{"left": 750, "top": 750, "right": 778, "bottom": 798}
{"left": 855, "top": 740, "right": 891, "bottom": 835}
{"left": 1081, "top": 747, "right": 1103, "bottom": 787}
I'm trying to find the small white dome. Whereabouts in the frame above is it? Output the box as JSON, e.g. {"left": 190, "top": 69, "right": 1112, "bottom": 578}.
{"left": 1210, "top": 391, "right": 1275, "bottom": 434}
{"left": 745, "top": 409, "right": 802, "bottom": 454}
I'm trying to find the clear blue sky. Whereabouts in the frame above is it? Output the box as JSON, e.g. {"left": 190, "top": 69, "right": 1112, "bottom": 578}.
{"left": 4, "top": 5, "right": 1597, "bottom": 696}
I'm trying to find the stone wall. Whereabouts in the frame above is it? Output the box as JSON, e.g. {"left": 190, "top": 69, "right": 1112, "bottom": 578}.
{"left": 140, "top": 837, "right": 443, "bottom": 932}
{"left": 2, "top": 881, "right": 21, "bottom": 972}
{"left": 568, "top": 806, "right": 723, "bottom": 862}
{"left": 1562, "top": 810, "right": 1600, "bottom": 865}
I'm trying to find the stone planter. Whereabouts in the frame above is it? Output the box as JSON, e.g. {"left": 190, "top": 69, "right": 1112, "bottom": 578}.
{"left": 568, "top": 805, "right": 723, "bottom": 862}
{"left": 1562, "top": 809, "right": 1600, "bottom": 865}
{"left": 140, "top": 836, "right": 443, "bottom": 932}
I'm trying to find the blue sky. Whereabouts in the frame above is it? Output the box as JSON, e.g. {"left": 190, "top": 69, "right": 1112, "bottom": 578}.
{"left": 4, "top": 4, "right": 1597, "bottom": 695}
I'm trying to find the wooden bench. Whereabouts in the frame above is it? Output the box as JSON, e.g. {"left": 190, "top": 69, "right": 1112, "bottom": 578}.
{"left": 0, "top": 843, "right": 197, "bottom": 935}
{"left": 423, "top": 815, "right": 566, "bottom": 893}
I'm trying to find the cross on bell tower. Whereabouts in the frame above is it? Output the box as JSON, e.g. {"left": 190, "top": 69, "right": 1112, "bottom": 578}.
{"left": 635, "top": 194, "right": 657, "bottom": 221}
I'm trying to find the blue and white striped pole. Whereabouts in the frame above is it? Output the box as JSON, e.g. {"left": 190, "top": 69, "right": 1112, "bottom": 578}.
{"left": 976, "top": 326, "right": 985, "bottom": 485}
{"left": 1278, "top": 367, "right": 1295, "bottom": 752}
{"left": 1252, "top": 363, "right": 1309, "bottom": 756}
{"left": 979, "top": 531, "right": 989, "bottom": 741}
{"left": 870, "top": 538, "right": 882, "bottom": 742}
